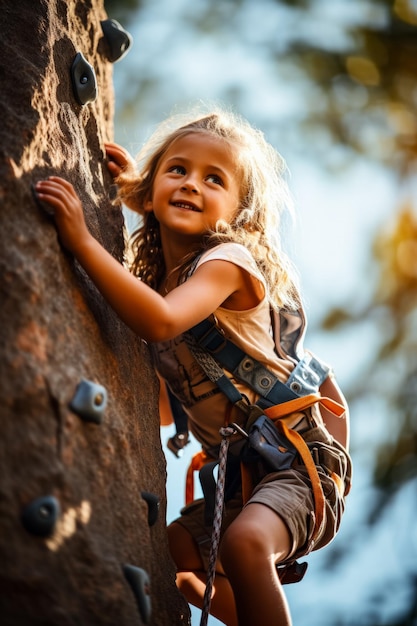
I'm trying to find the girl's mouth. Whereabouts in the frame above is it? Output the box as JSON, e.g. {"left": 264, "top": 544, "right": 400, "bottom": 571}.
{"left": 172, "top": 201, "right": 202, "bottom": 213}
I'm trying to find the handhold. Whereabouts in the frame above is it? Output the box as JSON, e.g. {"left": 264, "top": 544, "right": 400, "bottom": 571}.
{"left": 71, "top": 52, "right": 97, "bottom": 105}
{"left": 101, "top": 19, "right": 132, "bottom": 62}
{"left": 69, "top": 379, "right": 107, "bottom": 424}
{"left": 141, "top": 492, "right": 160, "bottom": 527}
{"left": 31, "top": 183, "right": 54, "bottom": 218}
{"left": 21, "top": 495, "right": 60, "bottom": 537}
{"left": 123, "top": 564, "right": 151, "bottom": 624}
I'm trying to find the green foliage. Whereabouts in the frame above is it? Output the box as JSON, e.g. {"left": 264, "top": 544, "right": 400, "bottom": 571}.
{"left": 281, "top": 1, "right": 417, "bottom": 172}
{"left": 104, "top": 0, "right": 143, "bottom": 22}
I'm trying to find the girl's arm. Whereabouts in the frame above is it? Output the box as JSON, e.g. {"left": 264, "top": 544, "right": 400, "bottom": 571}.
{"left": 34, "top": 177, "right": 255, "bottom": 342}
{"left": 158, "top": 375, "right": 174, "bottom": 427}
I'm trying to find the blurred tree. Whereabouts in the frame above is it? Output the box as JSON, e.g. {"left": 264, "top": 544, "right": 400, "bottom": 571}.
{"left": 297, "top": 0, "right": 417, "bottom": 516}
{"left": 104, "top": 0, "right": 144, "bottom": 22}
{"left": 283, "top": 0, "right": 417, "bottom": 176}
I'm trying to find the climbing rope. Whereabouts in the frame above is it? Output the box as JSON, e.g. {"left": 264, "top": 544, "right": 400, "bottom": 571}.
{"left": 199, "top": 425, "right": 235, "bottom": 626}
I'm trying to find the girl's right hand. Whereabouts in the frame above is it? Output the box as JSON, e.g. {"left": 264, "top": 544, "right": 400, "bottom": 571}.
{"left": 105, "top": 142, "right": 135, "bottom": 179}
{"left": 34, "top": 177, "right": 91, "bottom": 254}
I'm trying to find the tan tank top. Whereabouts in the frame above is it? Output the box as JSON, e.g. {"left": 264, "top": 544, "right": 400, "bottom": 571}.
{"left": 150, "top": 242, "right": 296, "bottom": 451}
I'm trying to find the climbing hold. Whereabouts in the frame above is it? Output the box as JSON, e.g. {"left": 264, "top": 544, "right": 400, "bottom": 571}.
{"left": 141, "top": 492, "right": 160, "bottom": 527}
{"left": 31, "top": 183, "right": 54, "bottom": 218}
{"left": 69, "top": 379, "right": 107, "bottom": 424}
{"left": 123, "top": 564, "right": 151, "bottom": 624}
{"left": 101, "top": 19, "right": 132, "bottom": 62}
{"left": 21, "top": 495, "right": 60, "bottom": 537}
{"left": 70, "top": 52, "right": 97, "bottom": 105}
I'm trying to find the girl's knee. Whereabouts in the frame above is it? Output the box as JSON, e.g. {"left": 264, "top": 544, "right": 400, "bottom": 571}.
{"left": 220, "top": 518, "right": 264, "bottom": 568}
{"left": 219, "top": 505, "right": 291, "bottom": 570}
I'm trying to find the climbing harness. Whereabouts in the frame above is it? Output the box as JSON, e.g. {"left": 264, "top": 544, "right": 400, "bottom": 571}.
{"left": 182, "top": 308, "right": 351, "bottom": 625}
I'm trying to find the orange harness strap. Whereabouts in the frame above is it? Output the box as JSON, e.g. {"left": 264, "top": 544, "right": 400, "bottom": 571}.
{"left": 277, "top": 418, "right": 326, "bottom": 547}
{"left": 264, "top": 393, "right": 345, "bottom": 420}
{"left": 240, "top": 415, "right": 327, "bottom": 544}
{"left": 185, "top": 450, "right": 211, "bottom": 505}
{"left": 186, "top": 395, "right": 344, "bottom": 529}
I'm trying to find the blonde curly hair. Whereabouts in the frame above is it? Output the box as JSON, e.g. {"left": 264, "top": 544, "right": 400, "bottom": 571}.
{"left": 116, "top": 105, "right": 300, "bottom": 310}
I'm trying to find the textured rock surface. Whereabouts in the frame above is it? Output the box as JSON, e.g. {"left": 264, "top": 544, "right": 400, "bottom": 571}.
{"left": 0, "top": 1, "right": 189, "bottom": 624}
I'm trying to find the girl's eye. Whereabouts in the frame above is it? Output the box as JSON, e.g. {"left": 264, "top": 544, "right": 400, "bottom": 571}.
{"left": 168, "top": 165, "right": 185, "bottom": 175}
{"left": 206, "top": 174, "right": 223, "bottom": 186}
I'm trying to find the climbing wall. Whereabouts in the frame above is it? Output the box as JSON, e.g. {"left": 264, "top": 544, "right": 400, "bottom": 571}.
{"left": 0, "top": 1, "right": 189, "bottom": 624}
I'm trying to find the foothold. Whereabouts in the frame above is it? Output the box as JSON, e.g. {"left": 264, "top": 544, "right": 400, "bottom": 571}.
{"left": 141, "top": 492, "right": 160, "bottom": 527}
{"left": 21, "top": 495, "right": 60, "bottom": 537}
{"left": 101, "top": 19, "right": 132, "bottom": 62}
{"left": 69, "top": 379, "right": 107, "bottom": 424}
{"left": 71, "top": 52, "right": 97, "bottom": 105}
{"left": 123, "top": 564, "right": 151, "bottom": 624}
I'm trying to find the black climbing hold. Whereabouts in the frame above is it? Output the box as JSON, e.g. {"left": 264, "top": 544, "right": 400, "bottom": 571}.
{"left": 69, "top": 379, "right": 107, "bottom": 424}
{"left": 71, "top": 52, "right": 97, "bottom": 105}
{"left": 123, "top": 564, "right": 151, "bottom": 624}
{"left": 21, "top": 495, "right": 60, "bottom": 537}
{"left": 101, "top": 19, "right": 132, "bottom": 62}
{"left": 141, "top": 492, "right": 160, "bottom": 527}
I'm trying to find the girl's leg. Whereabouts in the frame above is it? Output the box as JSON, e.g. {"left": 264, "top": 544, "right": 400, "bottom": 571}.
{"left": 167, "top": 521, "right": 238, "bottom": 626}
{"left": 219, "top": 502, "right": 293, "bottom": 626}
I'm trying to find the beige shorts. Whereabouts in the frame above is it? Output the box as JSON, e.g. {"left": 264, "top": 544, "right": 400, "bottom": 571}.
{"left": 172, "top": 469, "right": 317, "bottom": 571}
{"left": 171, "top": 424, "right": 349, "bottom": 570}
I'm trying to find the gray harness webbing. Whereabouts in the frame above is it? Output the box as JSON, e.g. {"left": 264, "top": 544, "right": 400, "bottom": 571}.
{"left": 188, "top": 312, "right": 331, "bottom": 409}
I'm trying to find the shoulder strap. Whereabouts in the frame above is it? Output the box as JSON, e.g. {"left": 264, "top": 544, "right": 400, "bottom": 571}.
{"left": 187, "top": 310, "right": 330, "bottom": 408}
{"left": 187, "top": 317, "right": 299, "bottom": 409}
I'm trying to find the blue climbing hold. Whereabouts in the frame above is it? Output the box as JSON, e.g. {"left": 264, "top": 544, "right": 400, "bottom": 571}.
{"left": 71, "top": 52, "right": 97, "bottom": 105}
{"left": 123, "top": 564, "right": 151, "bottom": 624}
{"left": 101, "top": 19, "right": 132, "bottom": 62}
{"left": 69, "top": 379, "right": 107, "bottom": 424}
{"left": 21, "top": 495, "right": 60, "bottom": 537}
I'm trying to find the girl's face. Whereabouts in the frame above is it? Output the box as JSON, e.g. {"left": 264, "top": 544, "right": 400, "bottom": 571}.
{"left": 146, "top": 132, "right": 241, "bottom": 242}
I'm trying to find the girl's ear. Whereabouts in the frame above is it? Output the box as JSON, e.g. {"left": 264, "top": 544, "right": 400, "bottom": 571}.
{"left": 144, "top": 199, "right": 153, "bottom": 213}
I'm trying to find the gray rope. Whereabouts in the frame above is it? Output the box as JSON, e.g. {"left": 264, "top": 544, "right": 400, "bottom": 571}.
{"left": 199, "top": 425, "right": 235, "bottom": 626}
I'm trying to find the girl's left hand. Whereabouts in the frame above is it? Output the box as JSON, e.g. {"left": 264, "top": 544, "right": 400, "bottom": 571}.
{"left": 105, "top": 142, "right": 135, "bottom": 179}
{"left": 34, "top": 177, "right": 91, "bottom": 254}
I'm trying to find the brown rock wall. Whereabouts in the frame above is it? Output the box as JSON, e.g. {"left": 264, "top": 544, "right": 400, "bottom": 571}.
{"left": 0, "top": 1, "right": 189, "bottom": 624}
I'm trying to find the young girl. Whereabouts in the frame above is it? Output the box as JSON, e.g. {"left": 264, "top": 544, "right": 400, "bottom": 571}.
{"left": 35, "top": 107, "right": 350, "bottom": 626}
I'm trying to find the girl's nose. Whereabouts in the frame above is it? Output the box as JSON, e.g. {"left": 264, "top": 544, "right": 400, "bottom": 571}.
{"left": 180, "top": 180, "right": 199, "bottom": 194}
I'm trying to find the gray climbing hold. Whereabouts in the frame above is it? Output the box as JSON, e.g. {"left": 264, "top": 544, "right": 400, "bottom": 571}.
{"left": 31, "top": 183, "right": 54, "bottom": 218}
{"left": 101, "top": 19, "right": 132, "bottom": 62}
{"left": 71, "top": 52, "right": 97, "bottom": 105}
{"left": 21, "top": 495, "right": 60, "bottom": 537}
{"left": 123, "top": 564, "right": 151, "bottom": 624}
{"left": 141, "top": 491, "right": 160, "bottom": 527}
{"left": 69, "top": 379, "right": 107, "bottom": 424}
